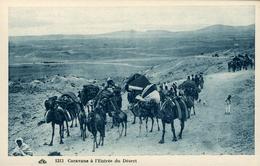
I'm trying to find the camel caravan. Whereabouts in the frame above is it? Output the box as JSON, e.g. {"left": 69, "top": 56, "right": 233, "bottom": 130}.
{"left": 228, "top": 54, "right": 254, "bottom": 72}
{"left": 41, "top": 73, "right": 204, "bottom": 152}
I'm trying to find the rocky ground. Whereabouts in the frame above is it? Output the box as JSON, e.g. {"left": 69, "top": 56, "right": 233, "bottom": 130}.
{"left": 8, "top": 52, "right": 255, "bottom": 155}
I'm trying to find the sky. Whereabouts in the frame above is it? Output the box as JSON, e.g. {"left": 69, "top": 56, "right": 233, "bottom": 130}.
{"left": 9, "top": 6, "right": 255, "bottom": 36}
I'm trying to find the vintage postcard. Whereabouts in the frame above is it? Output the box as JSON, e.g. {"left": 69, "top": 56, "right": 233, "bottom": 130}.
{"left": 0, "top": 0, "right": 259, "bottom": 165}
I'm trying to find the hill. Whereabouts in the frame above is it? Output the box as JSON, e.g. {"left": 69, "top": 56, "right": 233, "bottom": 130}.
{"left": 9, "top": 24, "right": 255, "bottom": 64}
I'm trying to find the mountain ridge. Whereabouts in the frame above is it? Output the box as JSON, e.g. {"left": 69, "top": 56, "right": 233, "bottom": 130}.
{"left": 9, "top": 24, "right": 255, "bottom": 40}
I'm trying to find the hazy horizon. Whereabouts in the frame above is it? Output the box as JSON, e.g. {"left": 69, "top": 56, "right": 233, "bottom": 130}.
{"left": 9, "top": 23, "right": 255, "bottom": 37}
{"left": 9, "top": 6, "right": 255, "bottom": 36}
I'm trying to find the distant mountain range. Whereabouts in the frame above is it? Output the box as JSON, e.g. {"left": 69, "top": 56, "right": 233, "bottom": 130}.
{"left": 10, "top": 24, "right": 255, "bottom": 40}
{"left": 97, "top": 24, "right": 255, "bottom": 38}
{"left": 9, "top": 24, "right": 255, "bottom": 64}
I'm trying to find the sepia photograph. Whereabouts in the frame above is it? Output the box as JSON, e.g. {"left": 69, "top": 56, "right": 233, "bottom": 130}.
{"left": 6, "top": 3, "right": 256, "bottom": 158}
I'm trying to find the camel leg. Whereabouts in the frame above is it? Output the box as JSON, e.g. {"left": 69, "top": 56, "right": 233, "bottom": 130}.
{"left": 124, "top": 121, "right": 127, "bottom": 136}
{"left": 132, "top": 115, "right": 136, "bottom": 124}
{"left": 82, "top": 128, "right": 85, "bottom": 141}
{"left": 101, "top": 136, "right": 104, "bottom": 146}
{"left": 159, "top": 121, "right": 165, "bottom": 144}
{"left": 111, "top": 117, "right": 114, "bottom": 129}
{"left": 145, "top": 117, "right": 148, "bottom": 135}
{"left": 75, "top": 117, "right": 78, "bottom": 127}
{"left": 59, "top": 124, "right": 64, "bottom": 144}
{"left": 80, "top": 123, "right": 83, "bottom": 137}
{"left": 92, "top": 134, "right": 96, "bottom": 152}
{"left": 178, "top": 120, "right": 185, "bottom": 139}
{"left": 138, "top": 117, "right": 142, "bottom": 137}
{"left": 98, "top": 133, "right": 102, "bottom": 145}
{"left": 66, "top": 120, "right": 70, "bottom": 137}
{"left": 193, "top": 106, "right": 196, "bottom": 115}
{"left": 150, "top": 117, "right": 154, "bottom": 132}
{"left": 70, "top": 118, "right": 74, "bottom": 128}
{"left": 104, "top": 114, "right": 107, "bottom": 126}
{"left": 84, "top": 124, "right": 87, "bottom": 140}
{"left": 61, "top": 122, "right": 64, "bottom": 138}
{"left": 120, "top": 123, "right": 124, "bottom": 137}
{"left": 101, "top": 126, "right": 105, "bottom": 146}
{"left": 117, "top": 123, "right": 120, "bottom": 133}
{"left": 116, "top": 124, "right": 120, "bottom": 140}
{"left": 95, "top": 130, "right": 99, "bottom": 148}
{"left": 49, "top": 122, "right": 55, "bottom": 146}
{"left": 171, "top": 121, "right": 177, "bottom": 141}
{"left": 188, "top": 108, "right": 191, "bottom": 118}
{"left": 156, "top": 117, "right": 160, "bottom": 131}
{"left": 95, "top": 133, "right": 99, "bottom": 149}
{"left": 80, "top": 123, "right": 85, "bottom": 141}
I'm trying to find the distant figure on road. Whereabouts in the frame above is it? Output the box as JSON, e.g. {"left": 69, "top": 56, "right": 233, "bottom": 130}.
{"left": 11, "top": 138, "right": 33, "bottom": 156}
{"left": 225, "top": 95, "right": 232, "bottom": 115}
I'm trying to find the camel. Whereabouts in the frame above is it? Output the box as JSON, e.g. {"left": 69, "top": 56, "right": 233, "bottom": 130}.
{"left": 109, "top": 99, "right": 127, "bottom": 139}
{"left": 130, "top": 100, "right": 160, "bottom": 137}
{"left": 86, "top": 103, "right": 106, "bottom": 152}
{"left": 44, "top": 97, "right": 70, "bottom": 146}
{"left": 158, "top": 97, "right": 188, "bottom": 144}
{"left": 78, "top": 103, "right": 87, "bottom": 141}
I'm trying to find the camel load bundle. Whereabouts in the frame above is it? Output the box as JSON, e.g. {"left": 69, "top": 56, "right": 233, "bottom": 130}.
{"left": 79, "top": 84, "right": 100, "bottom": 106}
{"left": 82, "top": 85, "right": 100, "bottom": 98}
{"left": 58, "top": 92, "right": 81, "bottom": 104}
{"left": 124, "top": 73, "right": 160, "bottom": 104}
{"left": 124, "top": 73, "right": 151, "bottom": 92}
{"left": 178, "top": 80, "right": 200, "bottom": 100}
{"left": 124, "top": 73, "right": 152, "bottom": 104}
{"left": 178, "top": 80, "right": 196, "bottom": 90}
{"left": 135, "top": 84, "right": 160, "bottom": 104}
